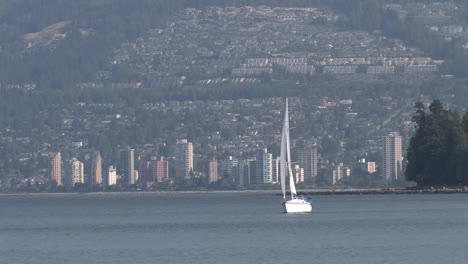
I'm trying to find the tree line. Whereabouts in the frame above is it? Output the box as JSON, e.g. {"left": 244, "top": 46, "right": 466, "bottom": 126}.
{"left": 406, "top": 100, "right": 468, "bottom": 186}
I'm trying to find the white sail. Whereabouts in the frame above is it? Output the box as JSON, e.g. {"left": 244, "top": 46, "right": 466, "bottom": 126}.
{"left": 284, "top": 99, "right": 297, "bottom": 198}
{"left": 280, "top": 100, "right": 287, "bottom": 200}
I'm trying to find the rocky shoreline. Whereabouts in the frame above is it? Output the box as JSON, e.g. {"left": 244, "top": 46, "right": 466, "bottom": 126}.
{"left": 1, "top": 186, "right": 468, "bottom": 196}
{"left": 298, "top": 186, "right": 468, "bottom": 195}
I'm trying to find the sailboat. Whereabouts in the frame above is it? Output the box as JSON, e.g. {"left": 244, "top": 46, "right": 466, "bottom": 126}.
{"left": 281, "top": 98, "right": 312, "bottom": 213}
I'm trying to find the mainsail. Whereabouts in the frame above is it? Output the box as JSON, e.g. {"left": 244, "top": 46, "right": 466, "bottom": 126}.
{"left": 280, "top": 98, "right": 297, "bottom": 200}
{"left": 280, "top": 101, "right": 287, "bottom": 200}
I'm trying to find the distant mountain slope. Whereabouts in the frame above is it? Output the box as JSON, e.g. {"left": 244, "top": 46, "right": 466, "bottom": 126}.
{"left": 0, "top": 0, "right": 185, "bottom": 89}
{"left": 0, "top": 0, "right": 466, "bottom": 89}
{"left": 0, "top": 0, "right": 323, "bottom": 89}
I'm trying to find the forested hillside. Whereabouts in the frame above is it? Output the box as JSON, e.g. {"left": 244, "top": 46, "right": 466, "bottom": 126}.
{"left": 1, "top": 0, "right": 467, "bottom": 89}
{"left": 0, "top": 0, "right": 184, "bottom": 88}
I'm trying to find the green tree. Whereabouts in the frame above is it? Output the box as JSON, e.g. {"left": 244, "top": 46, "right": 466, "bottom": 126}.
{"left": 406, "top": 100, "right": 466, "bottom": 186}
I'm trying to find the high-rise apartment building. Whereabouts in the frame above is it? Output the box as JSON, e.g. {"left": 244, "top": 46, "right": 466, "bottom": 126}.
{"left": 52, "top": 152, "right": 62, "bottom": 186}
{"left": 108, "top": 165, "right": 117, "bottom": 186}
{"left": 272, "top": 157, "right": 280, "bottom": 183}
{"left": 330, "top": 163, "right": 349, "bottom": 185}
{"left": 70, "top": 158, "right": 85, "bottom": 186}
{"left": 249, "top": 160, "right": 257, "bottom": 184}
{"left": 237, "top": 160, "right": 251, "bottom": 187}
{"left": 298, "top": 141, "right": 318, "bottom": 182}
{"left": 208, "top": 158, "right": 218, "bottom": 183}
{"left": 120, "top": 148, "right": 135, "bottom": 185}
{"left": 294, "top": 164, "right": 305, "bottom": 183}
{"left": 256, "top": 148, "right": 273, "bottom": 184}
{"left": 146, "top": 156, "right": 158, "bottom": 183}
{"left": 382, "top": 132, "right": 403, "bottom": 181}
{"left": 91, "top": 151, "right": 102, "bottom": 185}
{"left": 137, "top": 156, "right": 156, "bottom": 188}
{"left": 220, "top": 156, "right": 238, "bottom": 179}
{"left": 139, "top": 159, "right": 150, "bottom": 184}
{"left": 175, "top": 139, "right": 193, "bottom": 178}
{"left": 156, "top": 156, "right": 169, "bottom": 183}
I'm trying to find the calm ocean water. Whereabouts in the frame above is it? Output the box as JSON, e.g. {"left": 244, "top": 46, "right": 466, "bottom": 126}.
{"left": 1, "top": 192, "right": 467, "bottom": 264}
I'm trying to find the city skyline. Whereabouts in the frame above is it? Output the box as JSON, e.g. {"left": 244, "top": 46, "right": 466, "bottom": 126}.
{"left": 42, "top": 131, "right": 406, "bottom": 190}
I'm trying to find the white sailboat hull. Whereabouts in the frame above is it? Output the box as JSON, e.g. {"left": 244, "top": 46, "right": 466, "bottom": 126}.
{"left": 282, "top": 198, "right": 312, "bottom": 213}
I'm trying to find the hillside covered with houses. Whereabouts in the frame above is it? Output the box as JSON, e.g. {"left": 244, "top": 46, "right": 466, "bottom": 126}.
{"left": 1, "top": 0, "right": 468, "bottom": 191}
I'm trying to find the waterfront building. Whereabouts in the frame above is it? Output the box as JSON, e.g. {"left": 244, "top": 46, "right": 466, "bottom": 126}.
{"left": 272, "top": 157, "right": 280, "bottom": 183}
{"left": 175, "top": 139, "right": 193, "bottom": 178}
{"left": 331, "top": 164, "right": 341, "bottom": 186}
{"left": 331, "top": 163, "right": 350, "bottom": 185}
{"left": 134, "top": 170, "right": 139, "bottom": 183}
{"left": 91, "top": 151, "right": 102, "bottom": 185}
{"left": 298, "top": 141, "right": 318, "bottom": 182}
{"left": 208, "top": 158, "right": 218, "bottom": 183}
{"left": 256, "top": 148, "right": 273, "bottom": 184}
{"left": 294, "top": 164, "right": 304, "bottom": 183}
{"left": 70, "top": 158, "right": 85, "bottom": 186}
{"left": 220, "top": 156, "right": 238, "bottom": 179}
{"left": 52, "top": 152, "right": 62, "bottom": 186}
{"left": 249, "top": 160, "right": 257, "bottom": 184}
{"left": 358, "top": 159, "right": 377, "bottom": 174}
{"left": 237, "top": 160, "right": 251, "bottom": 187}
{"left": 108, "top": 165, "right": 117, "bottom": 186}
{"left": 367, "top": 162, "right": 376, "bottom": 174}
{"left": 156, "top": 156, "right": 169, "bottom": 183}
{"left": 120, "top": 147, "right": 136, "bottom": 185}
{"left": 382, "top": 132, "right": 403, "bottom": 181}
{"left": 148, "top": 156, "right": 158, "bottom": 183}
{"left": 139, "top": 159, "right": 150, "bottom": 185}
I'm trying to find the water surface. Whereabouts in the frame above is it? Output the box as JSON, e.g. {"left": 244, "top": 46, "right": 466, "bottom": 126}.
{"left": 1, "top": 193, "right": 467, "bottom": 264}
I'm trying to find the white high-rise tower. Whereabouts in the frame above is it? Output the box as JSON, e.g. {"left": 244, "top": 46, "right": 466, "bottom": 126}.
{"left": 70, "top": 158, "right": 85, "bottom": 186}
{"left": 256, "top": 148, "right": 273, "bottom": 184}
{"left": 175, "top": 139, "right": 193, "bottom": 178}
{"left": 382, "top": 132, "right": 403, "bottom": 181}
